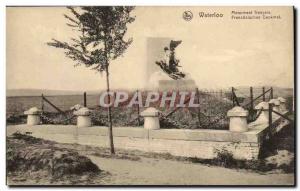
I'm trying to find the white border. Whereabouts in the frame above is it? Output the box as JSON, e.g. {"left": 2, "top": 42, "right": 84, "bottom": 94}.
{"left": 0, "top": 0, "right": 298, "bottom": 190}
{"left": 1, "top": 0, "right": 298, "bottom": 6}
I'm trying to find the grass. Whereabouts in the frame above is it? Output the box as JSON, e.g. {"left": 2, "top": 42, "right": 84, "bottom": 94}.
{"left": 7, "top": 132, "right": 105, "bottom": 185}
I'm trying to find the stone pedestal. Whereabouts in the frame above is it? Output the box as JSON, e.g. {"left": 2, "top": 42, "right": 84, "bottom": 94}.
{"left": 227, "top": 106, "right": 248, "bottom": 132}
{"left": 158, "top": 79, "right": 197, "bottom": 91}
{"left": 277, "top": 97, "right": 288, "bottom": 113}
{"left": 269, "top": 99, "right": 280, "bottom": 112}
{"left": 73, "top": 107, "right": 91, "bottom": 128}
{"left": 24, "top": 107, "right": 41, "bottom": 125}
{"left": 254, "top": 102, "right": 269, "bottom": 123}
{"left": 140, "top": 107, "right": 160, "bottom": 130}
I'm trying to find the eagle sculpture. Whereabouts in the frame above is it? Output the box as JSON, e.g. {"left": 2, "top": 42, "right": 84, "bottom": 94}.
{"left": 155, "top": 40, "right": 186, "bottom": 80}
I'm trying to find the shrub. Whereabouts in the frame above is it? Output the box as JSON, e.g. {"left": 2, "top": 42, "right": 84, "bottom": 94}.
{"left": 7, "top": 133, "right": 101, "bottom": 180}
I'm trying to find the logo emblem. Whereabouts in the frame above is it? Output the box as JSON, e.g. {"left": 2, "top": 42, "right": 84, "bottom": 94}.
{"left": 183, "top": 11, "right": 193, "bottom": 21}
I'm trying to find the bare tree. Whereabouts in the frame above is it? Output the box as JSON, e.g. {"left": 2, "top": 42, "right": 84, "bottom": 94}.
{"left": 47, "top": 6, "right": 135, "bottom": 154}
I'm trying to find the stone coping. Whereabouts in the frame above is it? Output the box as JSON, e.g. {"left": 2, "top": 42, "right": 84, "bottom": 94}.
{"left": 255, "top": 101, "right": 269, "bottom": 110}
{"left": 269, "top": 99, "right": 280, "bottom": 106}
{"left": 227, "top": 106, "right": 248, "bottom": 117}
{"left": 277, "top": 97, "right": 286, "bottom": 103}
{"left": 73, "top": 107, "right": 90, "bottom": 116}
{"left": 140, "top": 107, "right": 160, "bottom": 117}
{"left": 24, "top": 107, "right": 42, "bottom": 115}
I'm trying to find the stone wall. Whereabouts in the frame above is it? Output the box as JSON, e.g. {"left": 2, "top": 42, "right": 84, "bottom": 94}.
{"left": 7, "top": 115, "right": 289, "bottom": 160}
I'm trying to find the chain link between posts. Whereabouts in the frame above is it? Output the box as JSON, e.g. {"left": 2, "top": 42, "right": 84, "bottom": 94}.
{"left": 251, "top": 108, "right": 263, "bottom": 122}
{"left": 40, "top": 112, "right": 76, "bottom": 124}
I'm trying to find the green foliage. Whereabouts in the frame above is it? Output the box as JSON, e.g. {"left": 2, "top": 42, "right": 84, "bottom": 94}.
{"left": 47, "top": 6, "right": 135, "bottom": 72}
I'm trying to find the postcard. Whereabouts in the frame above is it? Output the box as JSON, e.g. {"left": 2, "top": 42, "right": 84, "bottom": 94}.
{"left": 6, "top": 6, "right": 295, "bottom": 186}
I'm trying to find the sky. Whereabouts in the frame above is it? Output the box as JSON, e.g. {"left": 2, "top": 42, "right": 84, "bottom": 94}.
{"left": 6, "top": 6, "right": 294, "bottom": 90}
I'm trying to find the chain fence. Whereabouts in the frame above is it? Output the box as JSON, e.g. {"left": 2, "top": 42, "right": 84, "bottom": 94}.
{"left": 7, "top": 87, "right": 280, "bottom": 130}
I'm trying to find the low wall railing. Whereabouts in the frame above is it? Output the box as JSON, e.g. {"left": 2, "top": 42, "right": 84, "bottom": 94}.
{"left": 24, "top": 96, "right": 291, "bottom": 134}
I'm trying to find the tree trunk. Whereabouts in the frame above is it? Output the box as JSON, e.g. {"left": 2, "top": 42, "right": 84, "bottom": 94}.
{"left": 105, "top": 65, "right": 115, "bottom": 154}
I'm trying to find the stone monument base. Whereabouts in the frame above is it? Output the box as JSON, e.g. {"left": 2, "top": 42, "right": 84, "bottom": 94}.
{"left": 158, "top": 79, "right": 197, "bottom": 91}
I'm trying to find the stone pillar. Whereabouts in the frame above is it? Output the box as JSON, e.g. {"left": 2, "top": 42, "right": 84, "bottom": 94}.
{"left": 227, "top": 106, "right": 248, "bottom": 132}
{"left": 269, "top": 99, "right": 280, "bottom": 112}
{"left": 254, "top": 101, "right": 270, "bottom": 123}
{"left": 73, "top": 107, "right": 92, "bottom": 127}
{"left": 24, "top": 107, "right": 41, "bottom": 125}
{"left": 140, "top": 107, "right": 160, "bottom": 130}
{"left": 277, "top": 97, "right": 288, "bottom": 113}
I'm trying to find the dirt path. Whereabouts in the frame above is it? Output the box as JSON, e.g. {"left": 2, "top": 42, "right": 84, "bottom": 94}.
{"left": 6, "top": 132, "right": 294, "bottom": 186}
{"left": 88, "top": 155, "right": 294, "bottom": 185}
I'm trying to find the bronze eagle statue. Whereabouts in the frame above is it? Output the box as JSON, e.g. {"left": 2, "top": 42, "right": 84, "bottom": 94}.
{"left": 155, "top": 40, "right": 186, "bottom": 80}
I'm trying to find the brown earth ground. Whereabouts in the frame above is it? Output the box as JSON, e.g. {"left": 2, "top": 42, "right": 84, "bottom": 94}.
{"left": 88, "top": 156, "right": 294, "bottom": 185}
{"left": 7, "top": 132, "right": 294, "bottom": 186}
